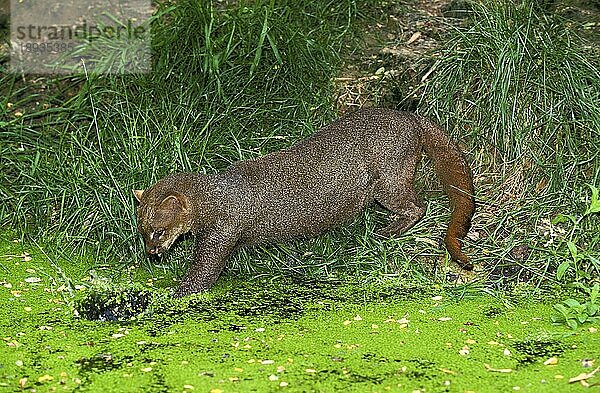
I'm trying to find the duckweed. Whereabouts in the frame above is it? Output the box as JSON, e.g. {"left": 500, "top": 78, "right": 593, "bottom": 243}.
{"left": 1, "top": 234, "right": 598, "bottom": 392}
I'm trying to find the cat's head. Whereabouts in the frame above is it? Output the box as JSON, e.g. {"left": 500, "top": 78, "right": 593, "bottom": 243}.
{"left": 133, "top": 189, "right": 191, "bottom": 256}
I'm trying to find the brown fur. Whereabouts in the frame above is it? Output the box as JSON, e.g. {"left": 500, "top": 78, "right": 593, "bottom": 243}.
{"left": 134, "top": 108, "right": 475, "bottom": 297}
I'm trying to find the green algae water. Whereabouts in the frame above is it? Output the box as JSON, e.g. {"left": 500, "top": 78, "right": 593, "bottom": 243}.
{"left": 1, "top": 234, "right": 598, "bottom": 392}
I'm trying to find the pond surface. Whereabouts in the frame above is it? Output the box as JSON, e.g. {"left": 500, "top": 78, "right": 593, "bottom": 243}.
{"left": 0, "top": 236, "right": 597, "bottom": 392}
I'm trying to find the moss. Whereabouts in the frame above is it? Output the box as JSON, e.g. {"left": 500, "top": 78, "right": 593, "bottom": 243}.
{"left": 511, "top": 338, "right": 568, "bottom": 365}
{"left": 76, "top": 286, "right": 153, "bottom": 322}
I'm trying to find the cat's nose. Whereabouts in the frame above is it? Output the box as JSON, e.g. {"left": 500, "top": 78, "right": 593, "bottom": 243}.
{"left": 147, "top": 246, "right": 160, "bottom": 254}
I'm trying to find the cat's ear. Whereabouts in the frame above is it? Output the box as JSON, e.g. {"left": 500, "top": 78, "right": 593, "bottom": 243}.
{"left": 133, "top": 189, "right": 145, "bottom": 203}
{"left": 159, "top": 193, "right": 188, "bottom": 213}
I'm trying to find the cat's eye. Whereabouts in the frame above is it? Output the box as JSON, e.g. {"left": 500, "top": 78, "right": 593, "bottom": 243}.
{"left": 152, "top": 229, "right": 165, "bottom": 241}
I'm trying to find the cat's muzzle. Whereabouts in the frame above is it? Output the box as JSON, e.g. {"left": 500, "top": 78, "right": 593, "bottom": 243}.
{"left": 146, "top": 245, "right": 163, "bottom": 255}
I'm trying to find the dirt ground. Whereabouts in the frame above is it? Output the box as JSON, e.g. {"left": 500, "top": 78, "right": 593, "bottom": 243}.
{"left": 334, "top": 0, "right": 600, "bottom": 111}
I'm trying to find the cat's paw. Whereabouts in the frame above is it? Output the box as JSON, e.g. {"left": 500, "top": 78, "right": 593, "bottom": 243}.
{"left": 172, "top": 286, "right": 192, "bottom": 298}
{"left": 173, "top": 282, "right": 209, "bottom": 298}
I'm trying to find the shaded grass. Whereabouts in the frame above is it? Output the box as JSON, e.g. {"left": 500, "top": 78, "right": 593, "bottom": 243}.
{"left": 421, "top": 1, "right": 599, "bottom": 192}
{"left": 416, "top": 0, "right": 600, "bottom": 283}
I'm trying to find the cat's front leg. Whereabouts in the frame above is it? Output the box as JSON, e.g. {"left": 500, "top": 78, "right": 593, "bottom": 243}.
{"left": 173, "top": 228, "right": 239, "bottom": 297}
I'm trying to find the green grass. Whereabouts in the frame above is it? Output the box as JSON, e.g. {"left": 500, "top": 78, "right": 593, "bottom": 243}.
{"left": 0, "top": 0, "right": 361, "bottom": 270}
{"left": 422, "top": 1, "right": 599, "bottom": 190}
{"left": 0, "top": 0, "right": 599, "bottom": 288}
{"left": 1, "top": 233, "right": 598, "bottom": 392}
{"left": 416, "top": 0, "right": 600, "bottom": 284}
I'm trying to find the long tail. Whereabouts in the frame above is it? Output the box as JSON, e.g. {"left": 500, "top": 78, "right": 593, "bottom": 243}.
{"left": 416, "top": 115, "right": 475, "bottom": 270}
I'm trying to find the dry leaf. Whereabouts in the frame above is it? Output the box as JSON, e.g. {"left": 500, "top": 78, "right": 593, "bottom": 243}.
{"left": 569, "top": 367, "right": 599, "bottom": 383}
{"left": 421, "top": 64, "right": 437, "bottom": 82}
{"left": 582, "top": 359, "right": 595, "bottom": 368}
{"left": 407, "top": 31, "right": 422, "bottom": 45}
{"left": 440, "top": 368, "right": 457, "bottom": 375}
{"left": 38, "top": 375, "right": 53, "bottom": 382}
{"left": 484, "top": 363, "right": 513, "bottom": 373}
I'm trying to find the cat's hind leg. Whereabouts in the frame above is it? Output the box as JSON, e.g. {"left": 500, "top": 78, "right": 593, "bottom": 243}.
{"left": 373, "top": 151, "right": 425, "bottom": 237}
{"left": 375, "top": 182, "right": 425, "bottom": 237}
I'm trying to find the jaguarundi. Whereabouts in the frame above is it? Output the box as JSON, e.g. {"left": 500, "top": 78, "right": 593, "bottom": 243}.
{"left": 134, "top": 108, "right": 475, "bottom": 297}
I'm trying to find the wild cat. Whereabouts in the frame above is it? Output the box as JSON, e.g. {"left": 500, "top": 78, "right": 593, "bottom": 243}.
{"left": 134, "top": 108, "right": 475, "bottom": 297}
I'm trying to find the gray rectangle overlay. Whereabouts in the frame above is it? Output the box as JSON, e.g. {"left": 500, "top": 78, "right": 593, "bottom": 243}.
{"left": 10, "top": 0, "right": 152, "bottom": 74}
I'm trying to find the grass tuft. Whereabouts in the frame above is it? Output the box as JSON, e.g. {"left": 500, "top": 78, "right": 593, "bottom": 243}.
{"left": 0, "top": 0, "right": 364, "bottom": 272}
{"left": 421, "top": 0, "right": 599, "bottom": 194}
{"left": 419, "top": 0, "right": 599, "bottom": 284}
